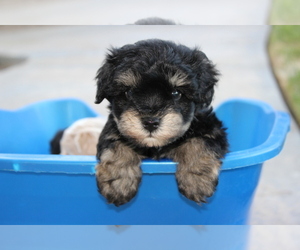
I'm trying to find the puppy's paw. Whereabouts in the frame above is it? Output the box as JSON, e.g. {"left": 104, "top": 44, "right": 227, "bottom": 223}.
{"left": 169, "top": 138, "right": 222, "bottom": 204}
{"left": 96, "top": 142, "right": 142, "bottom": 206}
{"left": 96, "top": 164, "right": 141, "bottom": 206}
{"left": 176, "top": 170, "right": 218, "bottom": 204}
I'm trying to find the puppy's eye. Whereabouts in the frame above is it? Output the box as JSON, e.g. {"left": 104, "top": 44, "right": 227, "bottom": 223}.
{"left": 171, "top": 90, "right": 182, "bottom": 100}
{"left": 125, "top": 90, "right": 134, "bottom": 99}
{"left": 125, "top": 90, "right": 132, "bottom": 99}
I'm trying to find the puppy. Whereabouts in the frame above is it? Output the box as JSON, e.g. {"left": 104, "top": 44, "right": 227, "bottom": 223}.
{"left": 95, "top": 39, "right": 228, "bottom": 206}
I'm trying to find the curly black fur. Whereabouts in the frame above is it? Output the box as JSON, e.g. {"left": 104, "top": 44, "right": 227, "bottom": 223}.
{"left": 95, "top": 39, "right": 228, "bottom": 206}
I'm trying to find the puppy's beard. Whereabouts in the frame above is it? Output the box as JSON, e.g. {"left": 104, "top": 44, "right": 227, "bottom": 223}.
{"left": 116, "top": 110, "right": 191, "bottom": 147}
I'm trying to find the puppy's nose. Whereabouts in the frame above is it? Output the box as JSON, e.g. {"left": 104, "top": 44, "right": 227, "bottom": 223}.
{"left": 142, "top": 117, "right": 160, "bottom": 132}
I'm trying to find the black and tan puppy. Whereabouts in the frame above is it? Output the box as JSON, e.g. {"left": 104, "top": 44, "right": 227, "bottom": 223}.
{"left": 95, "top": 39, "right": 228, "bottom": 206}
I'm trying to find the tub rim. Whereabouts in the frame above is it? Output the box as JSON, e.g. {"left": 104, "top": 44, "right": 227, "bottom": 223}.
{"left": 0, "top": 98, "right": 290, "bottom": 174}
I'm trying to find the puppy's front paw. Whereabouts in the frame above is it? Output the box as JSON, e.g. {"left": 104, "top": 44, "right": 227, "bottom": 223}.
{"left": 96, "top": 163, "right": 141, "bottom": 206}
{"left": 170, "top": 138, "right": 222, "bottom": 204}
{"left": 176, "top": 170, "right": 218, "bottom": 204}
{"left": 96, "top": 142, "right": 142, "bottom": 206}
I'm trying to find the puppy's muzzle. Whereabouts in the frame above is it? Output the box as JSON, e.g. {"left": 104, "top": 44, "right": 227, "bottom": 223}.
{"left": 142, "top": 117, "right": 160, "bottom": 133}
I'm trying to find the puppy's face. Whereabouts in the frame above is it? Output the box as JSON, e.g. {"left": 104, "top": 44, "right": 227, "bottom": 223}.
{"left": 111, "top": 71, "right": 195, "bottom": 147}
{"left": 95, "top": 39, "right": 219, "bottom": 148}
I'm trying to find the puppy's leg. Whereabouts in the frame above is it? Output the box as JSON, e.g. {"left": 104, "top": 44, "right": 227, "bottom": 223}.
{"left": 169, "top": 138, "right": 222, "bottom": 204}
{"left": 96, "top": 141, "right": 142, "bottom": 206}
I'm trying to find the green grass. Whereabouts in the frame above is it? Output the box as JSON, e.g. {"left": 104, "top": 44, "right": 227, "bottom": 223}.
{"left": 268, "top": 25, "right": 300, "bottom": 126}
{"left": 269, "top": 0, "right": 300, "bottom": 24}
{"left": 289, "top": 71, "right": 300, "bottom": 118}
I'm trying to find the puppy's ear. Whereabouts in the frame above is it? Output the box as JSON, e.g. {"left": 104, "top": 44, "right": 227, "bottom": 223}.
{"left": 95, "top": 71, "right": 106, "bottom": 104}
{"left": 95, "top": 49, "right": 118, "bottom": 104}
{"left": 191, "top": 49, "right": 219, "bottom": 108}
{"left": 201, "top": 87, "right": 215, "bottom": 108}
{"left": 95, "top": 63, "right": 111, "bottom": 104}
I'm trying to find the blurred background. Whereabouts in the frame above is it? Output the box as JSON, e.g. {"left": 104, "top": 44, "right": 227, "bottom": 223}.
{"left": 0, "top": 0, "right": 300, "bottom": 249}
{"left": 0, "top": 0, "right": 271, "bottom": 25}
{"left": 0, "top": 0, "right": 298, "bottom": 25}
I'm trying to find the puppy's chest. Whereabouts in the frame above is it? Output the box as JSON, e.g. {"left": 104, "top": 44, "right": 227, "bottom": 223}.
{"left": 132, "top": 140, "right": 186, "bottom": 160}
{"left": 134, "top": 146, "right": 166, "bottom": 160}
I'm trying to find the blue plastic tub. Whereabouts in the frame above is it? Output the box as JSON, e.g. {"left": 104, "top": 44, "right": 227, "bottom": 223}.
{"left": 0, "top": 98, "right": 290, "bottom": 225}
{"left": 0, "top": 225, "right": 250, "bottom": 250}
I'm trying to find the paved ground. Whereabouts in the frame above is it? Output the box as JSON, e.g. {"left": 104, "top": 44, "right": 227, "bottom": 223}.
{"left": 0, "top": 0, "right": 271, "bottom": 25}
{"left": 1, "top": 25, "right": 300, "bottom": 249}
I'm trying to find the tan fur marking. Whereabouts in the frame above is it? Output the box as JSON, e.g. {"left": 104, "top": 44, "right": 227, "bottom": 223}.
{"left": 116, "top": 110, "right": 146, "bottom": 141}
{"left": 167, "top": 138, "right": 221, "bottom": 203}
{"left": 115, "top": 70, "right": 141, "bottom": 87}
{"left": 117, "top": 109, "right": 192, "bottom": 147}
{"left": 96, "top": 141, "right": 142, "bottom": 205}
{"left": 168, "top": 71, "right": 189, "bottom": 87}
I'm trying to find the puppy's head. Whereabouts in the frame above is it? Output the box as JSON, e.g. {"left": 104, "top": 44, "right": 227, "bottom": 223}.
{"left": 95, "top": 39, "right": 219, "bottom": 147}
